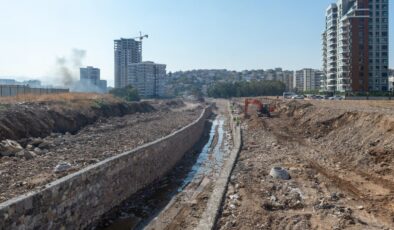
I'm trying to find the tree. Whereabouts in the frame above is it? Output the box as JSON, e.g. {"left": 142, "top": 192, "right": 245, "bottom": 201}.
{"left": 109, "top": 85, "right": 140, "bottom": 101}
{"left": 207, "top": 80, "right": 285, "bottom": 98}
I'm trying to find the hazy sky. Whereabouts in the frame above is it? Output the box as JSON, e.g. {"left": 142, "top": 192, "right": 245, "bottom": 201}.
{"left": 0, "top": 0, "right": 393, "bottom": 86}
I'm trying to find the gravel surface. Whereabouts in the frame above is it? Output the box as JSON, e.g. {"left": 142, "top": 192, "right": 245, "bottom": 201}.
{"left": 0, "top": 106, "right": 203, "bottom": 203}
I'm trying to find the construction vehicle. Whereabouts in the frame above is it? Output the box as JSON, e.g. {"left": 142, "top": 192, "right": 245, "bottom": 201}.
{"left": 244, "top": 98, "right": 275, "bottom": 118}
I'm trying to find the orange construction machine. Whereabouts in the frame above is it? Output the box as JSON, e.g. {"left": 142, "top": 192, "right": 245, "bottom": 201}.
{"left": 244, "top": 98, "right": 275, "bottom": 118}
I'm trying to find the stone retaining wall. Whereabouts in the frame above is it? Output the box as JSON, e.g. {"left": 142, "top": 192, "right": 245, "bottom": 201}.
{"left": 0, "top": 106, "right": 211, "bottom": 230}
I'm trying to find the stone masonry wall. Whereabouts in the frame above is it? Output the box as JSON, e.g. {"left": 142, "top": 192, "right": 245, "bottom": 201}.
{"left": 0, "top": 106, "right": 211, "bottom": 230}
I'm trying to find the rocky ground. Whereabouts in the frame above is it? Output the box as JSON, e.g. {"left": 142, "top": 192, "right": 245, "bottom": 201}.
{"left": 217, "top": 99, "right": 394, "bottom": 230}
{"left": 0, "top": 100, "right": 202, "bottom": 203}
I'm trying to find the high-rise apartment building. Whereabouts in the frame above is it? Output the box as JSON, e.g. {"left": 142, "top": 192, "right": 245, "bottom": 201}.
{"left": 322, "top": 0, "right": 389, "bottom": 92}
{"left": 79, "top": 66, "right": 107, "bottom": 93}
{"left": 294, "top": 70, "right": 302, "bottom": 91}
{"left": 114, "top": 38, "right": 142, "bottom": 88}
{"left": 294, "top": 69, "right": 323, "bottom": 92}
{"left": 127, "top": 61, "right": 167, "bottom": 98}
{"left": 389, "top": 76, "right": 394, "bottom": 91}
{"left": 283, "top": 70, "right": 294, "bottom": 91}
{"left": 80, "top": 66, "right": 100, "bottom": 86}
{"left": 322, "top": 4, "right": 338, "bottom": 92}
{"left": 368, "top": 0, "right": 389, "bottom": 91}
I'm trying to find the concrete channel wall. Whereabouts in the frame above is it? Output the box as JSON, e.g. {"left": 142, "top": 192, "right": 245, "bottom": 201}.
{"left": 197, "top": 102, "right": 242, "bottom": 230}
{"left": 0, "top": 106, "right": 211, "bottom": 230}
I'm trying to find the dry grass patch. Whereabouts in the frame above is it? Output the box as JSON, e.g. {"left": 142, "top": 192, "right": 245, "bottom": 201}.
{"left": 0, "top": 93, "right": 116, "bottom": 103}
{"left": 0, "top": 93, "right": 126, "bottom": 111}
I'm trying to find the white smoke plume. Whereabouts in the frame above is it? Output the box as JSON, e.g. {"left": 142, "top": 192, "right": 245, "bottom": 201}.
{"left": 54, "top": 49, "right": 86, "bottom": 87}
{"left": 52, "top": 49, "right": 105, "bottom": 93}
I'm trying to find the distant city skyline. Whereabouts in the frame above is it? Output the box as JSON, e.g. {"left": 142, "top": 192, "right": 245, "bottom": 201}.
{"left": 0, "top": 0, "right": 392, "bottom": 87}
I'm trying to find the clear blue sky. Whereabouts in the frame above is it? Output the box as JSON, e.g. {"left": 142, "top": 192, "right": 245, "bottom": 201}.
{"left": 0, "top": 0, "right": 393, "bottom": 86}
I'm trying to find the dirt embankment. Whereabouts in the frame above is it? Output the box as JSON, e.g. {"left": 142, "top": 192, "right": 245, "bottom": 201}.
{"left": 0, "top": 97, "right": 155, "bottom": 143}
{"left": 277, "top": 100, "right": 394, "bottom": 180}
{"left": 217, "top": 100, "right": 394, "bottom": 229}
{"left": 0, "top": 94, "right": 203, "bottom": 203}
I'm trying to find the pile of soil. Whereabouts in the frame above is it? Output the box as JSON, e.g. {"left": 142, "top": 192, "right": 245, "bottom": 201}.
{"left": 278, "top": 100, "right": 394, "bottom": 178}
{"left": 0, "top": 99, "right": 155, "bottom": 142}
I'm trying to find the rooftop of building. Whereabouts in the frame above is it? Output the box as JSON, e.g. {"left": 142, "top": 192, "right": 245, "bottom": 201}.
{"left": 128, "top": 61, "right": 166, "bottom": 66}
{"left": 326, "top": 3, "right": 338, "bottom": 12}
{"left": 114, "top": 38, "right": 141, "bottom": 42}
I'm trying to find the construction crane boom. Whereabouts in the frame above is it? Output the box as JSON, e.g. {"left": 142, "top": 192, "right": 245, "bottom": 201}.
{"left": 133, "top": 31, "right": 149, "bottom": 42}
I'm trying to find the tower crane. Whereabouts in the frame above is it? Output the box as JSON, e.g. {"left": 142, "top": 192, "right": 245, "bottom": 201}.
{"left": 133, "top": 32, "right": 149, "bottom": 42}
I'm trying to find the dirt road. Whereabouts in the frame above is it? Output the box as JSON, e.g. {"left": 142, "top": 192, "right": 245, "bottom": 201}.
{"left": 217, "top": 100, "right": 394, "bottom": 229}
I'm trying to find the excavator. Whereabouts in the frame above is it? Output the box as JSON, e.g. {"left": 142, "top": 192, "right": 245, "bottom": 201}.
{"left": 244, "top": 98, "right": 275, "bottom": 118}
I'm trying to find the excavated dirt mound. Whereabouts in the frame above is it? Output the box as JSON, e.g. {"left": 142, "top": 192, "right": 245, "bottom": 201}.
{"left": 278, "top": 100, "right": 394, "bottom": 177}
{"left": 0, "top": 99, "right": 155, "bottom": 143}
{"left": 217, "top": 100, "right": 394, "bottom": 229}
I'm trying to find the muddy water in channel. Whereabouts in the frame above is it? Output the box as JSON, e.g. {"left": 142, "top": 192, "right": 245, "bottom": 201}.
{"left": 94, "top": 116, "right": 229, "bottom": 230}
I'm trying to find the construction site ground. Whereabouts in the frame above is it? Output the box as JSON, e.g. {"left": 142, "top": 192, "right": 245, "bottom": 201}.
{"left": 2, "top": 96, "right": 394, "bottom": 230}
{"left": 217, "top": 99, "right": 394, "bottom": 230}
{"left": 0, "top": 99, "right": 202, "bottom": 203}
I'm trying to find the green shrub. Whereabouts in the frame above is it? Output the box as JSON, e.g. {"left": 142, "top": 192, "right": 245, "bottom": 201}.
{"left": 207, "top": 80, "right": 285, "bottom": 98}
{"left": 109, "top": 85, "right": 140, "bottom": 102}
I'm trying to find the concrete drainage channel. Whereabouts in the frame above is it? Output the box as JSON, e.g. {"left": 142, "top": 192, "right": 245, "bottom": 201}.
{"left": 196, "top": 102, "right": 242, "bottom": 230}
{"left": 96, "top": 101, "right": 241, "bottom": 230}
{"left": 95, "top": 116, "right": 221, "bottom": 229}
{"left": 0, "top": 106, "right": 211, "bottom": 230}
